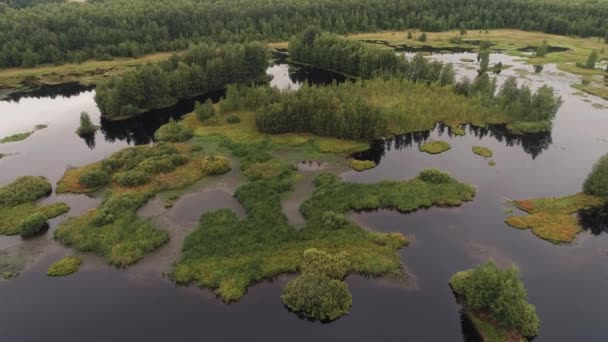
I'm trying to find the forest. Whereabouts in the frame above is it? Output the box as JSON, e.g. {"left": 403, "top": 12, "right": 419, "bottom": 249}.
{"left": 1, "top": 0, "right": 608, "bottom": 67}
{"left": 94, "top": 42, "right": 268, "bottom": 118}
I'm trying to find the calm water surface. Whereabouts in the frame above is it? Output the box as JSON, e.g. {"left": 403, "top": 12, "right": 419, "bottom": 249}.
{"left": 1, "top": 55, "right": 608, "bottom": 341}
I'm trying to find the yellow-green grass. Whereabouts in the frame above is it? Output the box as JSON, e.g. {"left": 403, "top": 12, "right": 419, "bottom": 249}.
{"left": 0, "top": 51, "right": 178, "bottom": 90}
{"left": 572, "top": 83, "right": 608, "bottom": 100}
{"left": 451, "top": 126, "right": 466, "bottom": 136}
{"left": 505, "top": 193, "right": 605, "bottom": 243}
{"left": 181, "top": 111, "right": 369, "bottom": 154}
{"left": 0, "top": 132, "right": 33, "bottom": 144}
{"left": 472, "top": 146, "right": 493, "bottom": 158}
{"left": 349, "top": 159, "right": 376, "bottom": 171}
{"left": 47, "top": 256, "right": 81, "bottom": 277}
{"left": 55, "top": 143, "right": 232, "bottom": 266}
{"left": 420, "top": 140, "right": 451, "bottom": 154}
{"left": 0, "top": 202, "right": 69, "bottom": 235}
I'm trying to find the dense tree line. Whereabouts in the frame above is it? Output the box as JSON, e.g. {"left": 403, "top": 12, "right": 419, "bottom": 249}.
{"left": 289, "top": 28, "right": 454, "bottom": 84}
{"left": 1, "top": 0, "right": 61, "bottom": 8}
{"left": 95, "top": 42, "right": 268, "bottom": 118}
{"left": 1, "top": 0, "right": 608, "bottom": 67}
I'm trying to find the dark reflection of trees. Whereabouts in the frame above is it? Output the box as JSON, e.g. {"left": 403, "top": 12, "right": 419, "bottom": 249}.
{"left": 468, "top": 124, "right": 552, "bottom": 159}
{"left": 287, "top": 64, "right": 347, "bottom": 86}
{"left": 351, "top": 123, "right": 552, "bottom": 167}
{"left": 99, "top": 89, "right": 225, "bottom": 146}
{"left": 7, "top": 83, "right": 93, "bottom": 102}
{"left": 79, "top": 133, "right": 96, "bottom": 150}
{"left": 459, "top": 310, "right": 483, "bottom": 342}
{"left": 578, "top": 204, "right": 608, "bottom": 236}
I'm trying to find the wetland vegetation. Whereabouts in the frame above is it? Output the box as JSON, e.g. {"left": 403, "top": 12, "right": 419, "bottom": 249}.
{"left": 450, "top": 261, "right": 540, "bottom": 340}
{"left": 47, "top": 256, "right": 81, "bottom": 277}
{"left": 420, "top": 140, "right": 451, "bottom": 154}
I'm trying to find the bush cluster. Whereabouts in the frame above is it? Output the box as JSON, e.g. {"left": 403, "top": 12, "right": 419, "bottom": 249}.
{"left": 450, "top": 261, "right": 540, "bottom": 337}
{"left": 154, "top": 119, "right": 193, "bottom": 142}
{"left": 321, "top": 211, "right": 348, "bottom": 229}
{"left": 200, "top": 155, "right": 231, "bottom": 175}
{"left": 79, "top": 169, "right": 110, "bottom": 189}
{"left": 418, "top": 168, "right": 455, "bottom": 184}
{"left": 19, "top": 212, "right": 48, "bottom": 237}
{"left": 0, "top": 176, "right": 52, "bottom": 207}
{"left": 583, "top": 154, "right": 608, "bottom": 198}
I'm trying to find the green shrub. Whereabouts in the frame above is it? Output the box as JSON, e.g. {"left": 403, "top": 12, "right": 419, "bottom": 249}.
{"left": 321, "top": 211, "right": 348, "bottom": 229}
{"left": 92, "top": 193, "right": 142, "bottom": 226}
{"left": 195, "top": 99, "right": 216, "bottom": 122}
{"left": 472, "top": 146, "right": 493, "bottom": 158}
{"left": 281, "top": 274, "right": 352, "bottom": 321}
{"left": 114, "top": 170, "right": 151, "bottom": 187}
{"left": 418, "top": 168, "right": 455, "bottom": 184}
{"left": 200, "top": 155, "right": 231, "bottom": 175}
{"left": 78, "top": 170, "right": 110, "bottom": 189}
{"left": 154, "top": 118, "right": 193, "bottom": 142}
{"left": 0, "top": 176, "right": 52, "bottom": 207}
{"left": 137, "top": 156, "right": 178, "bottom": 175}
{"left": 226, "top": 115, "right": 241, "bottom": 124}
{"left": 19, "top": 212, "right": 48, "bottom": 237}
{"left": 584, "top": 154, "right": 608, "bottom": 198}
{"left": 449, "top": 261, "right": 540, "bottom": 337}
{"left": 204, "top": 114, "right": 223, "bottom": 126}
{"left": 313, "top": 172, "right": 339, "bottom": 187}
{"left": 47, "top": 256, "right": 81, "bottom": 276}
{"left": 301, "top": 248, "right": 350, "bottom": 279}
{"left": 76, "top": 111, "right": 99, "bottom": 135}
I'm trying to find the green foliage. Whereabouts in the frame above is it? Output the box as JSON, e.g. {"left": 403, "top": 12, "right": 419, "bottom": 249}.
{"left": 300, "top": 248, "right": 350, "bottom": 279}
{"left": 472, "top": 146, "right": 493, "bottom": 158}
{"left": 418, "top": 32, "right": 427, "bottom": 42}
{"left": 419, "top": 140, "right": 451, "bottom": 154}
{"left": 95, "top": 42, "right": 268, "bottom": 117}
{"left": 321, "top": 211, "right": 349, "bottom": 229}
{"left": 114, "top": 170, "right": 152, "bottom": 187}
{"left": 18, "top": 212, "right": 48, "bottom": 237}
{"left": 0, "top": 176, "right": 51, "bottom": 207}
{"left": 478, "top": 49, "right": 490, "bottom": 73}
{"left": 536, "top": 40, "right": 549, "bottom": 57}
{"left": 78, "top": 169, "right": 110, "bottom": 189}
{"left": 195, "top": 100, "right": 216, "bottom": 122}
{"left": 418, "top": 168, "right": 455, "bottom": 184}
{"left": 281, "top": 273, "right": 352, "bottom": 321}
{"left": 349, "top": 159, "right": 376, "bottom": 171}
{"left": 226, "top": 115, "right": 241, "bottom": 124}
{"left": 581, "top": 50, "right": 599, "bottom": 69}
{"left": 583, "top": 154, "right": 608, "bottom": 198}
{"left": 0, "top": 202, "right": 69, "bottom": 235}
{"left": 47, "top": 256, "right": 81, "bottom": 277}
{"left": 76, "top": 111, "right": 99, "bottom": 135}
{"left": 450, "top": 261, "right": 540, "bottom": 337}
{"left": 0, "top": 132, "right": 33, "bottom": 144}
{"left": 199, "top": 155, "right": 231, "bottom": 175}
{"left": 154, "top": 119, "right": 193, "bottom": 142}
{"left": 289, "top": 32, "right": 452, "bottom": 83}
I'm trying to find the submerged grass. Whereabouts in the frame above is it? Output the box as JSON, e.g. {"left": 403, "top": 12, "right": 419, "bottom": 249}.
{"left": 505, "top": 193, "right": 605, "bottom": 243}
{"left": 47, "top": 256, "right": 81, "bottom": 277}
{"left": 420, "top": 140, "right": 451, "bottom": 154}
{"left": 472, "top": 146, "right": 493, "bottom": 158}
{"left": 55, "top": 142, "right": 231, "bottom": 266}
{"left": 172, "top": 142, "right": 475, "bottom": 301}
{"left": 0, "top": 132, "right": 33, "bottom": 144}
{"left": 349, "top": 159, "right": 376, "bottom": 172}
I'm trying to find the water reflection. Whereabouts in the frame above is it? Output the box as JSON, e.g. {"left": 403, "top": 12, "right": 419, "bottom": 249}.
{"left": 5, "top": 83, "right": 94, "bottom": 102}
{"left": 459, "top": 310, "right": 483, "bottom": 342}
{"left": 353, "top": 123, "right": 552, "bottom": 165}
{"left": 578, "top": 204, "right": 608, "bottom": 236}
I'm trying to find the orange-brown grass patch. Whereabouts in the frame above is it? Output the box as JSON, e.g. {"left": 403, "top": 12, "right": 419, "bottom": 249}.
{"left": 505, "top": 193, "right": 605, "bottom": 243}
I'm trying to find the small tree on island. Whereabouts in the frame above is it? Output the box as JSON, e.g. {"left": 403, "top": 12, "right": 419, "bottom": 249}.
{"left": 407, "top": 31, "right": 413, "bottom": 39}
{"left": 195, "top": 99, "right": 216, "bottom": 122}
{"left": 76, "top": 111, "right": 99, "bottom": 135}
{"left": 584, "top": 154, "right": 608, "bottom": 198}
{"left": 418, "top": 32, "right": 427, "bottom": 42}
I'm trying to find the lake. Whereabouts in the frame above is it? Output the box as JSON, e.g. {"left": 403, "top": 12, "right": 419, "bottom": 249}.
{"left": 1, "top": 55, "right": 607, "bottom": 341}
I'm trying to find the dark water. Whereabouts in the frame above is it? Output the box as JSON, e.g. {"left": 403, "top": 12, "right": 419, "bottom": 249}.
{"left": 1, "top": 55, "right": 608, "bottom": 341}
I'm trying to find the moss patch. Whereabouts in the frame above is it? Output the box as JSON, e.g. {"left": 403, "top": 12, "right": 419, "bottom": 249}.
{"left": 420, "top": 140, "right": 451, "bottom": 154}
{"left": 451, "top": 126, "right": 466, "bottom": 136}
{"left": 0, "top": 132, "right": 33, "bottom": 144}
{"left": 47, "top": 256, "right": 81, "bottom": 276}
{"left": 472, "top": 146, "right": 493, "bottom": 158}
{"left": 349, "top": 159, "right": 376, "bottom": 171}
{"left": 505, "top": 193, "right": 605, "bottom": 243}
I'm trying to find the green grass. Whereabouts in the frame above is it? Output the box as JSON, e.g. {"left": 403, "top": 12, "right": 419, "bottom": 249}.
{"left": 505, "top": 193, "right": 605, "bottom": 243}
{"left": 172, "top": 142, "right": 475, "bottom": 302}
{"left": 472, "top": 146, "right": 493, "bottom": 158}
{"left": 451, "top": 126, "right": 466, "bottom": 136}
{"left": 0, "top": 176, "right": 69, "bottom": 235}
{"left": 47, "top": 256, "right": 81, "bottom": 276}
{"left": 349, "top": 159, "right": 376, "bottom": 171}
{"left": 420, "top": 140, "right": 451, "bottom": 154}
{"left": 0, "top": 132, "right": 33, "bottom": 144}
{"left": 55, "top": 142, "right": 231, "bottom": 266}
